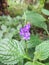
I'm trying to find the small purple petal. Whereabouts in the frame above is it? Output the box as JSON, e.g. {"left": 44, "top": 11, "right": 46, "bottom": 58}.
{"left": 25, "top": 24, "right": 30, "bottom": 30}
{"left": 23, "top": 32, "right": 30, "bottom": 40}
{"left": 24, "top": 36, "right": 30, "bottom": 40}
{"left": 23, "top": 27, "right": 28, "bottom": 32}
{"left": 24, "top": 32, "right": 30, "bottom": 37}
{"left": 20, "top": 23, "right": 31, "bottom": 40}
{"left": 20, "top": 28, "right": 24, "bottom": 36}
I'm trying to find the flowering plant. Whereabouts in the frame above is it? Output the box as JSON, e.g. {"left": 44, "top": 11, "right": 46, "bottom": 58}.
{"left": 20, "top": 24, "right": 31, "bottom": 40}
{"left": 0, "top": 0, "right": 49, "bottom": 65}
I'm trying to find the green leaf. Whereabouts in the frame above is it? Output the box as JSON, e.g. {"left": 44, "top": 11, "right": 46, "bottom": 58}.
{"left": 25, "top": 62, "right": 33, "bottom": 65}
{"left": 0, "top": 62, "right": 5, "bottom": 65}
{"left": 18, "top": 60, "right": 24, "bottom": 65}
{"left": 42, "top": 9, "right": 49, "bottom": 16}
{"left": 0, "top": 38, "right": 25, "bottom": 64}
{"left": 25, "top": 61, "right": 45, "bottom": 65}
{"left": 26, "top": 11, "right": 47, "bottom": 31}
{"left": 27, "top": 35, "right": 42, "bottom": 48}
{"left": 0, "top": 31, "right": 3, "bottom": 39}
{"left": 45, "top": 63, "right": 49, "bottom": 65}
{"left": 7, "top": 0, "right": 17, "bottom": 6}
{"left": 0, "top": 16, "right": 19, "bottom": 26}
{"left": 33, "top": 61, "right": 45, "bottom": 65}
{"left": 1, "top": 25, "right": 7, "bottom": 32}
{"left": 34, "top": 40, "right": 49, "bottom": 60}
{"left": 46, "top": 0, "right": 49, "bottom": 3}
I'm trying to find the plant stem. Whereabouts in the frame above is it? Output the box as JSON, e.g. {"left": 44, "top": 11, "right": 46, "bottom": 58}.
{"left": 46, "top": 30, "right": 49, "bottom": 36}
{"left": 26, "top": 41, "right": 28, "bottom": 53}
{"left": 24, "top": 11, "right": 27, "bottom": 24}
{"left": 24, "top": 55, "right": 33, "bottom": 61}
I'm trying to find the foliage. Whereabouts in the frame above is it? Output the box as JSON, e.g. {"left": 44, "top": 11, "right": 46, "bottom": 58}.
{"left": 0, "top": 0, "right": 49, "bottom": 65}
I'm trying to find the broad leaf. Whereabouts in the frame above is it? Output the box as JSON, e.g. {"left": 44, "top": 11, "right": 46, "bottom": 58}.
{"left": 26, "top": 11, "right": 48, "bottom": 31}
{"left": 27, "top": 35, "right": 42, "bottom": 48}
{"left": 0, "top": 38, "right": 25, "bottom": 64}
{"left": 34, "top": 40, "right": 49, "bottom": 60}
{"left": 25, "top": 62, "right": 33, "bottom": 65}
{"left": 25, "top": 61, "right": 45, "bottom": 65}
{"left": 42, "top": 9, "right": 49, "bottom": 16}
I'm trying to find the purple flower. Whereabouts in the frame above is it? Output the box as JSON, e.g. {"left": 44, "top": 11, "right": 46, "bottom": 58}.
{"left": 20, "top": 24, "right": 30, "bottom": 40}
{"left": 25, "top": 24, "right": 30, "bottom": 30}
{"left": 24, "top": 32, "right": 30, "bottom": 40}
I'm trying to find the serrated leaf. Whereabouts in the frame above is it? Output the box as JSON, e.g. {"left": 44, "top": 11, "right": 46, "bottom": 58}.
{"left": 27, "top": 35, "right": 42, "bottom": 48}
{"left": 18, "top": 60, "right": 23, "bottom": 65}
{"left": 0, "top": 16, "right": 19, "bottom": 26}
{"left": 0, "top": 31, "right": 3, "bottom": 39}
{"left": 0, "top": 38, "right": 25, "bottom": 64}
{"left": 26, "top": 11, "right": 47, "bottom": 31}
{"left": 1, "top": 25, "right": 7, "bottom": 32}
{"left": 42, "top": 9, "right": 49, "bottom": 16}
{"left": 34, "top": 40, "right": 49, "bottom": 60}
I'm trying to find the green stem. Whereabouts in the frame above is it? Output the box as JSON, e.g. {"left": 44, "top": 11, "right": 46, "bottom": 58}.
{"left": 26, "top": 41, "right": 28, "bottom": 53}
{"left": 24, "top": 55, "right": 33, "bottom": 61}
{"left": 33, "top": 56, "right": 37, "bottom": 62}
{"left": 24, "top": 11, "right": 27, "bottom": 24}
{"left": 46, "top": 30, "right": 49, "bottom": 36}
